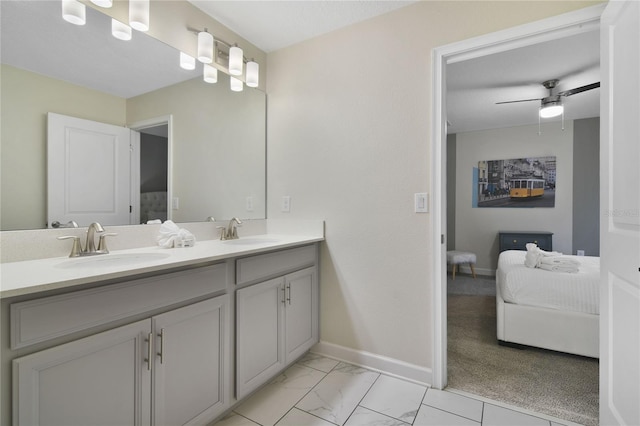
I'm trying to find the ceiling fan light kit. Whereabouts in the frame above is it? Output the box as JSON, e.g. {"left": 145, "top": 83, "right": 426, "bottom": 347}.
{"left": 497, "top": 78, "right": 599, "bottom": 134}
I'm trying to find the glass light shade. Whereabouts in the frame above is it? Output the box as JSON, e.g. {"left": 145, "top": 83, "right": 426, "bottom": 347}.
{"left": 91, "top": 0, "right": 113, "bottom": 7}
{"left": 112, "top": 19, "right": 132, "bottom": 41}
{"left": 180, "top": 52, "right": 196, "bottom": 70}
{"left": 62, "top": 0, "right": 86, "bottom": 25}
{"left": 539, "top": 103, "right": 564, "bottom": 118}
{"left": 246, "top": 61, "right": 259, "bottom": 88}
{"left": 203, "top": 65, "right": 218, "bottom": 84}
{"left": 197, "top": 31, "right": 214, "bottom": 64}
{"left": 230, "top": 76, "right": 243, "bottom": 92}
{"left": 229, "top": 46, "right": 243, "bottom": 76}
{"left": 129, "top": 0, "right": 149, "bottom": 32}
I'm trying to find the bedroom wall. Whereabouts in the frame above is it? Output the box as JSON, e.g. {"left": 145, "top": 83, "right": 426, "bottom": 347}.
{"left": 572, "top": 117, "right": 600, "bottom": 256}
{"left": 455, "top": 122, "right": 574, "bottom": 274}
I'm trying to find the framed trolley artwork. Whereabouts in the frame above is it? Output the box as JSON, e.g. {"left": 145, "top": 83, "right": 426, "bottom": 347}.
{"left": 472, "top": 156, "right": 556, "bottom": 208}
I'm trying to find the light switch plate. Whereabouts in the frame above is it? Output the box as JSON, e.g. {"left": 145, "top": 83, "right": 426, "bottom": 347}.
{"left": 414, "top": 193, "right": 428, "bottom": 213}
{"left": 281, "top": 196, "right": 291, "bottom": 213}
{"left": 246, "top": 196, "right": 254, "bottom": 212}
{"left": 172, "top": 197, "right": 179, "bottom": 210}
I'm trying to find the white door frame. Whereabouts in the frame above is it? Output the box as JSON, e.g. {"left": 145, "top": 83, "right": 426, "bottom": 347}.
{"left": 430, "top": 4, "right": 605, "bottom": 390}
{"left": 129, "top": 115, "right": 173, "bottom": 224}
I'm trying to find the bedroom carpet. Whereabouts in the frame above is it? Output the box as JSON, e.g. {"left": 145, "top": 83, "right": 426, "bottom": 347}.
{"left": 447, "top": 275, "right": 599, "bottom": 426}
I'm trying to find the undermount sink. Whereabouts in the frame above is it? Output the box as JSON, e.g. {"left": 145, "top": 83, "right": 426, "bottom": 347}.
{"left": 222, "top": 237, "right": 281, "bottom": 245}
{"left": 56, "top": 252, "right": 171, "bottom": 269}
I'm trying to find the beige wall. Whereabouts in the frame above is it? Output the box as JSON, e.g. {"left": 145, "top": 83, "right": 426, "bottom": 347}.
{"left": 0, "top": 65, "right": 126, "bottom": 230}
{"left": 455, "top": 122, "right": 574, "bottom": 272}
{"left": 127, "top": 74, "right": 266, "bottom": 222}
{"left": 266, "top": 1, "right": 602, "bottom": 374}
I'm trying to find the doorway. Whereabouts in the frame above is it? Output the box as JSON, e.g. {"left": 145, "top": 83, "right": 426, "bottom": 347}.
{"left": 129, "top": 116, "right": 172, "bottom": 224}
{"left": 430, "top": 0, "right": 604, "bottom": 401}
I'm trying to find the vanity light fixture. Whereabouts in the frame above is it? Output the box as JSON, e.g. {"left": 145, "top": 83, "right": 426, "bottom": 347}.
{"left": 246, "top": 60, "right": 259, "bottom": 88}
{"left": 90, "top": 0, "right": 113, "bottom": 8}
{"left": 112, "top": 19, "right": 132, "bottom": 41}
{"left": 230, "top": 76, "right": 243, "bottom": 92}
{"left": 203, "top": 64, "right": 218, "bottom": 84}
{"left": 197, "top": 29, "right": 214, "bottom": 64}
{"left": 180, "top": 52, "right": 196, "bottom": 70}
{"left": 62, "top": 0, "right": 86, "bottom": 25}
{"left": 129, "top": 0, "right": 150, "bottom": 32}
{"left": 229, "top": 45, "right": 244, "bottom": 76}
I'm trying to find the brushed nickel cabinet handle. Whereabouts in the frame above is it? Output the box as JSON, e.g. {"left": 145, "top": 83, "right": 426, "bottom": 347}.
{"left": 286, "top": 284, "right": 291, "bottom": 305}
{"left": 145, "top": 332, "right": 153, "bottom": 371}
{"left": 281, "top": 286, "right": 286, "bottom": 304}
{"left": 157, "top": 329, "right": 165, "bottom": 364}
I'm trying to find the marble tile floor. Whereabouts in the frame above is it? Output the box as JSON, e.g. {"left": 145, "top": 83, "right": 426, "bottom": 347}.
{"left": 214, "top": 353, "right": 584, "bottom": 426}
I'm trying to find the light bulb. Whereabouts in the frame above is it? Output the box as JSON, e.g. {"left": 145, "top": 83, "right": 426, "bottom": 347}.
{"left": 62, "top": 0, "right": 86, "bottom": 25}
{"left": 246, "top": 61, "right": 259, "bottom": 88}
{"left": 230, "top": 76, "right": 243, "bottom": 92}
{"left": 129, "top": 0, "right": 149, "bottom": 32}
{"left": 91, "top": 0, "right": 113, "bottom": 7}
{"left": 197, "top": 31, "right": 214, "bottom": 64}
{"left": 180, "top": 52, "right": 196, "bottom": 70}
{"left": 229, "top": 46, "right": 243, "bottom": 76}
{"left": 203, "top": 65, "right": 218, "bottom": 84}
{"left": 112, "top": 19, "right": 132, "bottom": 41}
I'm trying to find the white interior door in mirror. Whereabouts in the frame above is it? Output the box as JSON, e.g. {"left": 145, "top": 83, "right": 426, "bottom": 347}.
{"left": 47, "top": 113, "right": 132, "bottom": 227}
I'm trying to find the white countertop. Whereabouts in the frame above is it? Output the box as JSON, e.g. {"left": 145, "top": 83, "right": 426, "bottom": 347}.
{"left": 0, "top": 234, "right": 323, "bottom": 299}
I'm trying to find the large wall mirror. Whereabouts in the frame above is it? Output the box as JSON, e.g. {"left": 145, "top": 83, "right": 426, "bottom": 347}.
{"left": 0, "top": 0, "right": 266, "bottom": 231}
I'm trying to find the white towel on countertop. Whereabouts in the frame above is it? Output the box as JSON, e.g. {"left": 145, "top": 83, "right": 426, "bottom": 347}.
{"left": 157, "top": 220, "right": 196, "bottom": 248}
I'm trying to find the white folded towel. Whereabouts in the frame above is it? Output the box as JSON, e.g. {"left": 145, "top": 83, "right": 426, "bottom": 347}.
{"left": 524, "top": 243, "right": 579, "bottom": 273}
{"left": 157, "top": 220, "right": 196, "bottom": 248}
{"left": 538, "top": 257, "right": 581, "bottom": 273}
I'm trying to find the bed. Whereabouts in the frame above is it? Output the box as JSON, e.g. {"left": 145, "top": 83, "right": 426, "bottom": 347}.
{"left": 496, "top": 250, "right": 600, "bottom": 358}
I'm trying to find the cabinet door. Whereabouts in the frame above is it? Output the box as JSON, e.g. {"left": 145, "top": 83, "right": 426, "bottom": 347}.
{"left": 284, "top": 267, "right": 318, "bottom": 362}
{"left": 236, "top": 277, "right": 285, "bottom": 399}
{"left": 153, "top": 296, "right": 229, "bottom": 426}
{"left": 13, "top": 319, "right": 151, "bottom": 426}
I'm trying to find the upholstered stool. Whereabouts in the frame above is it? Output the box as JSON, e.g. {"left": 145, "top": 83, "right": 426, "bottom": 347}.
{"left": 446, "top": 250, "right": 477, "bottom": 280}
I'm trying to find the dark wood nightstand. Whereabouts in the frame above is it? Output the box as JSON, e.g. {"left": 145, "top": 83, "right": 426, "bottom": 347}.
{"left": 498, "top": 231, "right": 553, "bottom": 252}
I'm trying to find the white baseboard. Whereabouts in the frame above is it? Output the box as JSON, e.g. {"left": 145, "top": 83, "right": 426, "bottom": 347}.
{"left": 311, "top": 341, "right": 432, "bottom": 387}
{"left": 453, "top": 265, "right": 495, "bottom": 277}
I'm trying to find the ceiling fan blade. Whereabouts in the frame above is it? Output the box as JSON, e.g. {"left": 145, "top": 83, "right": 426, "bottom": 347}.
{"left": 558, "top": 82, "right": 600, "bottom": 97}
{"left": 495, "top": 98, "right": 542, "bottom": 105}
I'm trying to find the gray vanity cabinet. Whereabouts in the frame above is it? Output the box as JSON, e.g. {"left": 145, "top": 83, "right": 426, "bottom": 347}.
{"left": 236, "top": 266, "right": 317, "bottom": 399}
{"left": 13, "top": 319, "right": 152, "bottom": 426}
{"left": 235, "top": 245, "right": 318, "bottom": 400}
{"left": 13, "top": 296, "right": 229, "bottom": 426}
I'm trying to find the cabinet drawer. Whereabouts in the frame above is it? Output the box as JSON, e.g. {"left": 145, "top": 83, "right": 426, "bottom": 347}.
{"left": 499, "top": 232, "right": 552, "bottom": 252}
{"left": 11, "top": 263, "right": 226, "bottom": 350}
{"left": 236, "top": 245, "right": 316, "bottom": 286}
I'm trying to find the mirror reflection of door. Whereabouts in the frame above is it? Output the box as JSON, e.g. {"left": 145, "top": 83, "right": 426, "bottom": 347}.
{"left": 47, "top": 113, "right": 132, "bottom": 228}
{"left": 138, "top": 125, "right": 168, "bottom": 224}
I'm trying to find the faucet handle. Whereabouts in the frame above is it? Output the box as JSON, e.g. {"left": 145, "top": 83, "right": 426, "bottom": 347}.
{"left": 57, "top": 236, "right": 82, "bottom": 257}
{"left": 97, "top": 233, "right": 118, "bottom": 253}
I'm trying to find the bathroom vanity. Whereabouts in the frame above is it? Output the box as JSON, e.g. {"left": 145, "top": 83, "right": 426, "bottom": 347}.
{"left": 0, "top": 230, "right": 322, "bottom": 426}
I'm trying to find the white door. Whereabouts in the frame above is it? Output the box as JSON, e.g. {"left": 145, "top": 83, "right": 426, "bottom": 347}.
{"left": 599, "top": 1, "right": 640, "bottom": 425}
{"left": 47, "top": 112, "right": 131, "bottom": 227}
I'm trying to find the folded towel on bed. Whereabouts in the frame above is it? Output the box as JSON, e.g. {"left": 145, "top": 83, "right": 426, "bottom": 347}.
{"left": 524, "top": 243, "right": 579, "bottom": 272}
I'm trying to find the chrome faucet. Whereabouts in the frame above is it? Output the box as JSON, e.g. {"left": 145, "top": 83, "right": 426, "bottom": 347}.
{"left": 58, "top": 222, "right": 117, "bottom": 257}
{"left": 217, "top": 217, "right": 242, "bottom": 240}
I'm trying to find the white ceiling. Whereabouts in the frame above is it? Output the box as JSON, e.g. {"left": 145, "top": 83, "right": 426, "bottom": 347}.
{"left": 1, "top": 1, "right": 600, "bottom": 133}
{"left": 188, "top": 1, "right": 418, "bottom": 53}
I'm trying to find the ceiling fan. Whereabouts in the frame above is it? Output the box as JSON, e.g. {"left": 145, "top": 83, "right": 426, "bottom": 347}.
{"left": 496, "top": 79, "right": 600, "bottom": 118}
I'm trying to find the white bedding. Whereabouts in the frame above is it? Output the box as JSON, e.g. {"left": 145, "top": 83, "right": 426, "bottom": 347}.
{"left": 497, "top": 250, "right": 600, "bottom": 315}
